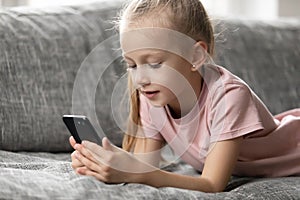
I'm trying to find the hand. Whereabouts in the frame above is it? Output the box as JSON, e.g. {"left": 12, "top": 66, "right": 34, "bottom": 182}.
{"left": 73, "top": 137, "right": 157, "bottom": 184}
{"left": 69, "top": 136, "right": 84, "bottom": 170}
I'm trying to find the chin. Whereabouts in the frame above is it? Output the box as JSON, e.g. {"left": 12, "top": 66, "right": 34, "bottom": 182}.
{"left": 148, "top": 101, "right": 166, "bottom": 108}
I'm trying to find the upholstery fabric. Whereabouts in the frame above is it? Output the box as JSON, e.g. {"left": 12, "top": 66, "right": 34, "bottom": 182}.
{"left": 1, "top": 150, "right": 299, "bottom": 199}
{"left": 1, "top": 1, "right": 299, "bottom": 152}
{"left": 0, "top": 1, "right": 300, "bottom": 199}
{"left": 214, "top": 19, "right": 300, "bottom": 115}
{"left": 0, "top": 0, "right": 125, "bottom": 152}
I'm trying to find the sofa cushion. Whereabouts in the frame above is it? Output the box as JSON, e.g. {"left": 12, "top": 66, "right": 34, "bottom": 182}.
{"left": 0, "top": 0, "right": 125, "bottom": 152}
{"left": 1, "top": 150, "right": 300, "bottom": 199}
{"left": 214, "top": 19, "right": 300, "bottom": 115}
{"left": 1, "top": 1, "right": 299, "bottom": 152}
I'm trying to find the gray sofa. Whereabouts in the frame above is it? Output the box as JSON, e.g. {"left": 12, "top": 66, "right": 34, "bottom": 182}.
{"left": 0, "top": 0, "right": 300, "bottom": 199}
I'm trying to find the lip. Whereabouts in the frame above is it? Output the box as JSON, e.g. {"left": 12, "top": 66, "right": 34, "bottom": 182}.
{"left": 141, "top": 90, "right": 160, "bottom": 99}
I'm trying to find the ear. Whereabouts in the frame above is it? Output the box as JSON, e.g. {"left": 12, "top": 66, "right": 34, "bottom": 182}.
{"left": 191, "top": 41, "right": 208, "bottom": 71}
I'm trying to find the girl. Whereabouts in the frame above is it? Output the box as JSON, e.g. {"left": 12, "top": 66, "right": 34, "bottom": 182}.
{"left": 70, "top": 0, "right": 300, "bottom": 193}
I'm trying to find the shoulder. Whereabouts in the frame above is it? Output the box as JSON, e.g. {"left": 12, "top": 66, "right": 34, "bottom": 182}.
{"left": 203, "top": 65, "right": 253, "bottom": 107}
{"left": 203, "top": 64, "right": 251, "bottom": 91}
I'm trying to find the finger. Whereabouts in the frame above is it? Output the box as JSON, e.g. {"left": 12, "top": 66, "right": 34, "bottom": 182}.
{"left": 74, "top": 148, "right": 103, "bottom": 167}
{"left": 75, "top": 166, "right": 88, "bottom": 174}
{"left": 77, "top": 167, "right": 107, "bottom": 182}
{"left": 71, "top": 150, "right": 84, "bottom": 163}
{"left": 81, "top": 140, "right": 112, "bottom": 160}
{"left": 74, "top": 146, "right": 103, "bottom": 165}
{"left": 71, "top": 151, "right": 84, "bottom": 168}
{"left": 102, "top": 137, "right": 114, "bottom": 152}
{"left": 74, "top": 151, "right": 103, "bottom": 173}
{"left": 71, "top": 158, "right": 84, "bottom": 169}
{"left": 102, "top": 137, "right": 124, "bottom": 153}
{"left": 69, "top": 136, "right": 77, "bottom": 149}
{"left": 71, "top": 150, "right": 79, "bottom": 160}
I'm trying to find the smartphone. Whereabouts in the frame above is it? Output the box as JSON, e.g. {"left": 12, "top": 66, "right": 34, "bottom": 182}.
{"left": 62, "top": 115, "right": 102, "bottom": 145}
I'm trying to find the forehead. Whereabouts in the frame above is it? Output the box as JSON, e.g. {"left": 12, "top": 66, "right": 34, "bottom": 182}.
{"left": 123, "top": 49, "right": 168, "bottom": 62}
{"left": 120, "top": 27, "right": 196, "bottom": 63}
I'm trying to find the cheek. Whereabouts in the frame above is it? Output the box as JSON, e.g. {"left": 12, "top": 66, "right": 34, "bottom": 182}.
{"left": 160, "top": 86, "right": 177, "bottom": 99}
{"left": 129, "top": 63, "right": 193, "bottom": 95}
{"left": 151, "top": 66, "right": 190, "bottom": 95}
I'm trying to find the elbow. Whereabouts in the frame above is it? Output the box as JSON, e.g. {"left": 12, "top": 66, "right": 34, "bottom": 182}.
{"left": 208, "top": 187, "right": 225, "bottom": 193}
{"left": 200, "top": 177, "right": 226, "bottom": 193}
{"left": 204, "top": 185, "right": 225, "bottom": 193}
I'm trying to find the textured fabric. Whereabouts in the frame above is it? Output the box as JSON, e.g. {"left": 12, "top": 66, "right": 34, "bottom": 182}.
{"left": 140, "top": 64, "right": 300, "bottom": 177}
{"left": 0, "top": 150, "right": 300, "bottom": 199}
{"left": 0, "top": 0, "right": 125, "bottom": 151}
{"left": 214, "top": 19, "right": 300, "bottom": 115}
{"left": 235, "top": 109, "right": 300, "bottom": 177}
{"left": 0, "top": 1, "right": 300, "bottom": 199}
{"left": 0, "top": 2, "right": 299, "bottom": 152}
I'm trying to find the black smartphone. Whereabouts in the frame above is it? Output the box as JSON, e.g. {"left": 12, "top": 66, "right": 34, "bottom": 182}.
{"left": 62, "top": 115, "right": 102, "bottom": 145}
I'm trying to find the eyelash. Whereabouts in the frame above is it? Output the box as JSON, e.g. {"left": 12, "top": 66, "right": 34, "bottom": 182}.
{"left": 148, "top": 63, "right": 162, "bottom": 68}
{"left": 127, "top": 64, "right": 137, "bottom": 69}
{"left": 127, "top": 63, "right": 162, "bottom": 70}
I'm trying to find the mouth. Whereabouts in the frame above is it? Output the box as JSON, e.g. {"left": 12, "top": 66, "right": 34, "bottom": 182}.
{"left": 141, "top": 90, "right": 160, "bottom": 99}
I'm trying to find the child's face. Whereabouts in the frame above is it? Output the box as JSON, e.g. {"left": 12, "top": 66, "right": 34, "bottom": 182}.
{"left": 120, "top": 26, "right": 202, "bottom": 109}
{"left": 123, "top": 48, "right": 195, "bottom": 108}
{"left": 120, "top": 15, "right": 205, "bottom": 110}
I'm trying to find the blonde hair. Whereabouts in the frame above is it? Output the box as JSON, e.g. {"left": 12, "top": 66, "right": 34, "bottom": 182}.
{"left": 119, "top": 0, "right": 214, "bottom": 151}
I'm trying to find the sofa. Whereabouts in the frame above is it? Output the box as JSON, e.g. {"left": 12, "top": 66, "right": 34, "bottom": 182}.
{"left": 0, "top": 0, "right": 300, "bottom": 199}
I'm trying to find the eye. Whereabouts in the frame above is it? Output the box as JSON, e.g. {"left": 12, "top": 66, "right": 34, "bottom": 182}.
{"left": 148, "top": 63, "right": 162, "bottom": 69}
{"left": 126, "top": 64, "right": 137, "bottom": 71}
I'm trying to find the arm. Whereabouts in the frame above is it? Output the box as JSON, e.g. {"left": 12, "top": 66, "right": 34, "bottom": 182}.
{"left": 139, "top": 136, "right": 243, "bottom": 193}
{"left": 133, "top": 137, "right": 165, "bottom": 167}
{"left": 274, "top": 108, "right": 300, "bottom": 121}
{"left": 71, "top": 137, "right": 164, "bottom": 183}
{"left": 69, "top": 136, "right": 163, "bottom": 169}
{"left": 73, "top": 136, "right": 242, "bottom": 192}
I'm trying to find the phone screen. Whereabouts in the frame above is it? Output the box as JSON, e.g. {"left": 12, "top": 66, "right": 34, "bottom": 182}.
{"left": 63, "top": 115, "right": 102, "bottom": 145}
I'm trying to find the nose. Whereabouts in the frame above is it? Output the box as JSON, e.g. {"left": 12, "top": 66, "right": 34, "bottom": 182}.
{"left": 131, "top": 66, "right": 151, "bottom": 87}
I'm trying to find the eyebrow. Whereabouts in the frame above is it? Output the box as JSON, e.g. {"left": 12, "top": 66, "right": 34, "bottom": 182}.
{"left": 123, "top": 50, "right": 163, "bottom": 61}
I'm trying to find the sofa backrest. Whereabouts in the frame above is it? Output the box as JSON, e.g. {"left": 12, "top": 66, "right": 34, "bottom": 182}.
{"left": 214, "top": 19, "right": 300, "bottom": 115}
{"left": 0, "top": 0, "right": 125, "bottom": 151}
{"left": 0, "top": 1, "right": 299, "bottom": 152}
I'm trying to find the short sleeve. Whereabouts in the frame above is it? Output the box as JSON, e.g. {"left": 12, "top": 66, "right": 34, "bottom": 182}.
{"left": 139, "top": 94, "right": 164, "bottom": 141}
{"left": 208, "top": 82, "right": 264, "bottom": 143}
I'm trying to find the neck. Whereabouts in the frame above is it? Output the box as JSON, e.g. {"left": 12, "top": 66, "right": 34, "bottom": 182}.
{"left": 168, "top": 73, "right": 203, "bottom": 119}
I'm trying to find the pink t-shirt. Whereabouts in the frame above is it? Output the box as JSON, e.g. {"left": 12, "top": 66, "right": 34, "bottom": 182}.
{"left": 140, "top": 64, "right": 300, "bottom": 177}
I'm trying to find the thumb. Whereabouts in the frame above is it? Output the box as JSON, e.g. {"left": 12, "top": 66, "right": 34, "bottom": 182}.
{"left": 102, "top": 137, "right": 117, "bottom": 152}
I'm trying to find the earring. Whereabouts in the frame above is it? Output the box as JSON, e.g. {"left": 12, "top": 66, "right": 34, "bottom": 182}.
{"left": 191, "top": 64, "right": 197, "bottom": 71}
